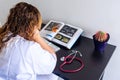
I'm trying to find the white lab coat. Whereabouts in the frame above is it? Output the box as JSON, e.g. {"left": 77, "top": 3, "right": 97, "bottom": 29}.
{"left": 0, "top": 35, "right": 58, "bottom": 80}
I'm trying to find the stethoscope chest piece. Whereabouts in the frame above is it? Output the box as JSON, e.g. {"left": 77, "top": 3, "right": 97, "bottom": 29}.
{"left": 60, "top": 50, "right": 84, "bottom": 73}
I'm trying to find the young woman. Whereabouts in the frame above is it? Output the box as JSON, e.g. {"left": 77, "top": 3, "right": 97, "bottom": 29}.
{"left": 0, "top": 2, "right": 58, "bottom": 80}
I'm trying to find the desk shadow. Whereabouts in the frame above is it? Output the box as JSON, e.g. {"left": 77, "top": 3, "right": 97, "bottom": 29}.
{"left": 92, "top": 50, "right": 104, "bottom": 61}
{"left": 54, "top": 72, "right": 69, "bottom": 80}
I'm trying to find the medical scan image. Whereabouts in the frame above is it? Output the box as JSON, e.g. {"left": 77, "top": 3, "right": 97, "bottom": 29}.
{"left": 54, "top": 34, "right": 70, "bottom": 43}
{"left": 45, "top": 22, "right": 62, "bottom": 32}
{"left": 60, "top": 25, "right": 77, "bottom": 37}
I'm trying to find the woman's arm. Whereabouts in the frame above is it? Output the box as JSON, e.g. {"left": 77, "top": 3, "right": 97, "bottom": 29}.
{"left": 32, "top": 29, "right": 55, "bottom": 54}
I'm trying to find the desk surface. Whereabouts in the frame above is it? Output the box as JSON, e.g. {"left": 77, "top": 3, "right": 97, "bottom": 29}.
{"left": 53, "top": 36, "right": 116, "bottom": 80}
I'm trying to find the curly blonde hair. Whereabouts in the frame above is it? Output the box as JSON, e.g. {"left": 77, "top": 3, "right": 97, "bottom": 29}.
{"left": 0, "top": 2, "right": 42, "bottom": 52}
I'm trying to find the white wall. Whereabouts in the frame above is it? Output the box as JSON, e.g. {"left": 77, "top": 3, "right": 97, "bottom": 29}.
{"left": 0, "top": 0, "right": 120, "bottom": 80}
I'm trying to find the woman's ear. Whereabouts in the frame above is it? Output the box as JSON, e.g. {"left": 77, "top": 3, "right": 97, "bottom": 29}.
{"left": 33, "top": 26, "right": 39, "bottom": 33}
{"left": 35, "top": 24, "right": 41, "bottom": 31}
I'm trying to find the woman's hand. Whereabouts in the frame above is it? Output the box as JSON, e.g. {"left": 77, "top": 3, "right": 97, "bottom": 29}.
{"left": 32, "top": 29, "right": 55, "bottom": 54}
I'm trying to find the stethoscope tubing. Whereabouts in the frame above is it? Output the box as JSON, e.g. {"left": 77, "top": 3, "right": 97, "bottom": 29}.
{"left": 60, "top": 56, "right": 84, "bottom": 73}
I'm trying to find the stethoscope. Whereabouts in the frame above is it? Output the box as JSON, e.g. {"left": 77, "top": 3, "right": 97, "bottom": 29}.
{"left": 60, "top": 50, "right": 84, "bottom": 73}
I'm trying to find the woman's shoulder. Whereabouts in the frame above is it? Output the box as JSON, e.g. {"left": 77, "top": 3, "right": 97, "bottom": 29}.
{"left": 13, "top": 35, "right": 40, "bottom": 48}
